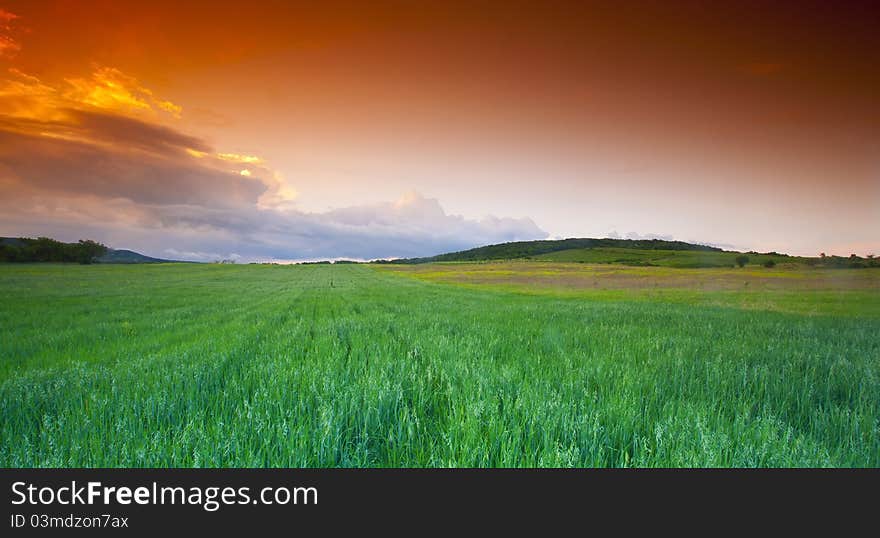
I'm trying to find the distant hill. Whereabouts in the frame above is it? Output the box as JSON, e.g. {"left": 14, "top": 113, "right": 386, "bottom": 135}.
{"left": 376, "top": 237, "right": 879, "bottom": 269}
{"left": 96, "top": 249, "right": 172, "bottom": 264}
{"left": 379, "top": 238, "right": 723, "bottom": 264}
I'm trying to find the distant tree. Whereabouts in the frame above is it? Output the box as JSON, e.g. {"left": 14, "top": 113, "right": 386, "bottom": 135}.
{"left": 763, "top": 259, "right": 776, "bottom": 268}
{"left": 819, "top": 252, "right": 826, "bottom": 258}
{"left": 735, "top": 255, "right": 749, "bottom": 268}
{"left": 0, "top": 244, "right": 13, "bottom": 262}
{"left": 31, "top": 237, "right": 63, "bottom": 262}
{"left": 74, "top": 240, "right": 108, "bottom": 264}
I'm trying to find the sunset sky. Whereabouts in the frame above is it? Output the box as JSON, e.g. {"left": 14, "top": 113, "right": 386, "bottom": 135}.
{"left": 0, "top": 1, "right": 877, "bottom": 261}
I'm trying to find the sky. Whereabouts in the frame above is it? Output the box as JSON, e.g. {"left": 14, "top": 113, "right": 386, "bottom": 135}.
{"left": 0, "top": 0, "right": 877, "bottom": 261}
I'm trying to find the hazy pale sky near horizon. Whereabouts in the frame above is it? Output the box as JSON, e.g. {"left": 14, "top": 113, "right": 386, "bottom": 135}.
{"left": 0, "top": 0, "right": 877, "bottom": 260}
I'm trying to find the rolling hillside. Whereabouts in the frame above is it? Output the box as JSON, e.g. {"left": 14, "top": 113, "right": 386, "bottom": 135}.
{"left": 383, "top": 238, "right": 722, "bottom": 264}
{"left": 380, "top": 237, "right": 876, "bottom": 269}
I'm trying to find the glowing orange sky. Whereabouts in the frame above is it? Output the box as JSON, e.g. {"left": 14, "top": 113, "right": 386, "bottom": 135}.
{"left": 0, "top": 1, "right": 877, "bottom": 259}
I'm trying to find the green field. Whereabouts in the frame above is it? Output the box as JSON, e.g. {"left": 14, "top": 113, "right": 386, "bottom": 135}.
{"left": 2, "top": 263, "right": 878, "bottom": 467}
{"left": 381, "top": 261, "right": 880, "bottom": 317}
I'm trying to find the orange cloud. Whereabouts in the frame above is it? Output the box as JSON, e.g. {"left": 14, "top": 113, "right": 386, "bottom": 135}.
{"left": 64, "top": 66, "right": 182, "bottom": 118}
{"left": 1, "top": 65, "right": 183, "bottom": 123}
{"left": 0, "top": 8, "right": 20, "bottom": 58}
{"left": 0, "top": 68, "right": 66, "bottom": 121}
{"left": 0, "top": 9, "right": 17, "bottom": 26}
{"left": 0, "top": 63, "right": 293, "bottom": 209}
{"left": 0, "top": 34, "right": 18, "bottom": 57}
{"left": 217, "top": 152, "right": 264, "bottom": 164}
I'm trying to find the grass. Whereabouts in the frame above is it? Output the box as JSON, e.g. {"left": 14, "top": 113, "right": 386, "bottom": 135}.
{"left": 1, "top": 262, "right": 878, "bottom": 467}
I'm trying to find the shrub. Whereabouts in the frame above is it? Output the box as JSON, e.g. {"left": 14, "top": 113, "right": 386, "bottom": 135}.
{"left": 735, "top": 255, "right": 749, "bottom": 268}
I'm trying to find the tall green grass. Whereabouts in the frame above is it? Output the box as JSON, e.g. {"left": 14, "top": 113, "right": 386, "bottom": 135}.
{"left": 1, "top": 263, "right": 877, "bottom": 466}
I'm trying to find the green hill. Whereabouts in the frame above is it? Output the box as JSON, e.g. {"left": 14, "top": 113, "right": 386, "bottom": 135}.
{"left": 381, "top": 238, "right": 722, "bottom": 264}
{"left": 379, "top": 237, "right": 876, "bottom": 269}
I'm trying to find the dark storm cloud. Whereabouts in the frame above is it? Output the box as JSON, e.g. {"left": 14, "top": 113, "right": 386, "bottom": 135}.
{"left": 0, "top": 120, "right": 267, "bottom": 207}
{"left": 66, "top": 109, "right": 213, "bottom": 155}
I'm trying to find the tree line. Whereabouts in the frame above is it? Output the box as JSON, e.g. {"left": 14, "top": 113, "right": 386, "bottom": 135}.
{"left": 0, "top": 237, "right": 108, "bottom": 264}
